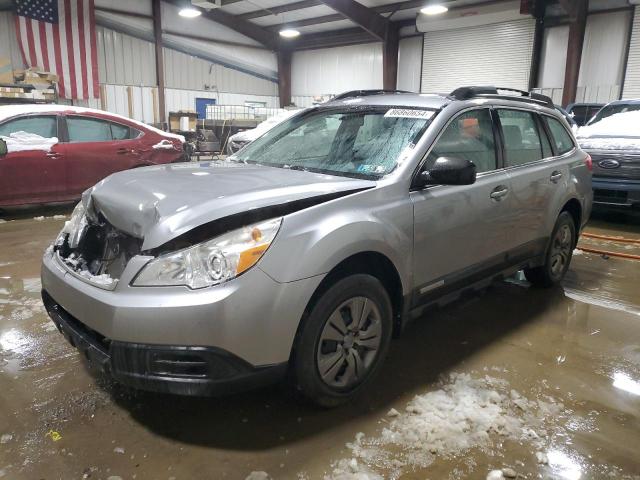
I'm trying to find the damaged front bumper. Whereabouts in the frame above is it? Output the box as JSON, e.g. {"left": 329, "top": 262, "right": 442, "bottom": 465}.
{"left": 41, "top": 248, "right": 323, "bottom": 396}
{"left": 42, "top": 291, "right": 286, "bottom": 396}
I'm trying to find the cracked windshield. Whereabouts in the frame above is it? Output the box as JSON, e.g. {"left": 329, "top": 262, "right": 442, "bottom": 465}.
{"left": 230, "top": 107, "right": 435, "bottom": 178}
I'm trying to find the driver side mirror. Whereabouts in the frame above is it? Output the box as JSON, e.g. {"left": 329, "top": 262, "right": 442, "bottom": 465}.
{"left": 0, "top": 138, "right": 7, "bottom": 156}
{"left": 416, "top": 156, "right": 477, "bottom": 187}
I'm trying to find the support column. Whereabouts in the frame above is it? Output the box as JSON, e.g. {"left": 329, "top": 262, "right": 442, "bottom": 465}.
{"left": 277, "top": 49, "right": 292, "bottom": 108}
{"left": 561, "top": 0, "right": 588, "bottom": 106}
{"left": 528, "top": 0, "right": 545, "bottom": 91}
{"left": 152, "top": 0, "right": 166, "bottom": 125}
{"left": 383, "top": 25, "right": 399, "bottom": 90}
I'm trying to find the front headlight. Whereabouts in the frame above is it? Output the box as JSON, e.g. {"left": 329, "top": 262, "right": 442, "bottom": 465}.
{"left": 56, "top": 201, "right": 87, "bottom": 248}
{"left": 132, "top": 217, "right": 282, "bottom": 289}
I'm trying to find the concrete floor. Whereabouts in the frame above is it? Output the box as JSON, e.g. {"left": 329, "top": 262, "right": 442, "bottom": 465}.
{"left": 1, "top": 209, "right": 639, "bottom": 480}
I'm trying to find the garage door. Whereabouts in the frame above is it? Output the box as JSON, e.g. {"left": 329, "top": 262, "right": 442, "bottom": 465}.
{"left": 622, "top": 8, "right": 640, "bottom": 98}
{"left": 421, "top": 19, "right": 535, "bottom": 94}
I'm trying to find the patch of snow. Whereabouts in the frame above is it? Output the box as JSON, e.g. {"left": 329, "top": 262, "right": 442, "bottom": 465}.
{"left": 152, "top": 139, "right": 176, "bottom": 150}
{"left": 536, "top": 451, "right": 549, "bottom": 464}
{"left": 0, "top": 434, "right": 13, "bottom": 444}
{"left": 33, "top": 216, "right": 45, "bottom": 221}
{"left": 0, "top": 104, "right": 184, "bottom": 142}
{"left": 245, "top": 472, "right": 271, "bottom": 480}
{"left": 501, "top": 467, "right": 517, "bottom": 478}
{"left": 577, "top": 111, "right": 640, "bottom": 150}
{"left": 1, "top": 131, "right": 58, "bottom": 153}
{"left": 229, "top": 109, "right": 303, "bottom": 144}
{"left": 486, "top": 470, "right": 504, "bottom": 480}
{"left": 76, "top": 270, "right": 115, "bottom": 286}
{"left": 325, "top": 373, "right": 565, "bottom": 479}
{"left": 386, "top": 408, "right": 400, "bottom": 417}
{"left": 113, "top": 446, "right": 125, "bottom": 454}
{"left": 573, "top": 248, "right": 583, "bottom": 256}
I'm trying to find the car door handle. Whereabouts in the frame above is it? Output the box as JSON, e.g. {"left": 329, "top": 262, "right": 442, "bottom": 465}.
{"left": 116, "top": 148, "right": 129, "bottom": 154}
{"left": 46, "top": 152, "right": 61, "bottom": 159}
{"left": 550, "top": 171, "right": 563, "bottom": 183}
{"left": 490, "top": 185, "right": 509, "bottom": 200}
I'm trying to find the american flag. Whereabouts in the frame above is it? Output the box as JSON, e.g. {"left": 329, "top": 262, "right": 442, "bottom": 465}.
{"left": 15, "top": 0, "right": 99, "bottom": 99}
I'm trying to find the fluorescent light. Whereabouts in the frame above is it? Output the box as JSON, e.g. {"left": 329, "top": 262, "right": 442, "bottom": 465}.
{"left": 420, "top": 4, "right": 448, "bottom": 15}
{"left": 179, "top": 7, "right": 202, "bottom": 18}
{"left": 279, "top": 28, "right": 300, "bottom": 38}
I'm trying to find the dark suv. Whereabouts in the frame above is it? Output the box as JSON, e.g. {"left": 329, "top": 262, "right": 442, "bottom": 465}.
{"left": 577, "top": 99, "right": 640, "bottom": 209}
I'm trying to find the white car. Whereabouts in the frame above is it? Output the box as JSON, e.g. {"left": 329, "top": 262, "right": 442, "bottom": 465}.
{"left": 227, "top": 109, "right": 302, "bottom": 154}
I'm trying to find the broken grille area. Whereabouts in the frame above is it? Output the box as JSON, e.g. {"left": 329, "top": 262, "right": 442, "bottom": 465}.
{"left": 56, "top": 215, "right": 143, "bottom": 282}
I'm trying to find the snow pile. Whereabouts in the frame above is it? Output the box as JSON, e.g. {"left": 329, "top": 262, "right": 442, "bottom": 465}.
{"left": 326, "top": 373, "right": 566, "bottom": 479}
{"left": 152, "top": 139, "right": 176, "bottom": 150}
{"left": 577, "top": 111, "right": 640, "bottom": 150}
{"left": 61, "top": 253, "right": 115, "bottom": 287}
{"left": 1, "top": 131, "right": 58, "bottom": 153}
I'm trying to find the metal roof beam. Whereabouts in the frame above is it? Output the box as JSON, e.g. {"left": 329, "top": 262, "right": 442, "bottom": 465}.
{"left": 317, "top": 0, "right": 389, "bottom": 40}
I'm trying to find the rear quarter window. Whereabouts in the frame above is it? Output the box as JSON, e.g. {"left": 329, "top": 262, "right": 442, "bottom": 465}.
{"left": 544, "top": 117, "right": 575, "bottom": 155}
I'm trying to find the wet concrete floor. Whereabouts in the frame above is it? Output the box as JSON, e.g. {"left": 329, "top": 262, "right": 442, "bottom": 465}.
{"left": 0, "top": 208, "right": 639, "bottom": 479}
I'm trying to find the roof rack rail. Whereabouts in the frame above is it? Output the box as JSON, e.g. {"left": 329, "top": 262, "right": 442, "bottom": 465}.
{"left": 331, "top": 89, "right": 411, "bottom": 101}
{"left": 449, "top": 86, "right": 554, "bottom": 108}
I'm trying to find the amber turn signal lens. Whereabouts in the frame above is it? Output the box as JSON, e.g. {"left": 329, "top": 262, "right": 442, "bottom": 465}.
{"left": 236, "top": 244, "right": 270, "bottom": 274}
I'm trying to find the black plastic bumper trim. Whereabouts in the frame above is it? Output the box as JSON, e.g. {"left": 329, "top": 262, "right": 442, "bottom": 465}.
{"left": 42, "top": 290, "right": 287, "bottom": 396}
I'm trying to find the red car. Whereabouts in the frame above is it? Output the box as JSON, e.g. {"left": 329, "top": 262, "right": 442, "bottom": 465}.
{"left": 0, "top": 105, "right": 185, "bottom": 208}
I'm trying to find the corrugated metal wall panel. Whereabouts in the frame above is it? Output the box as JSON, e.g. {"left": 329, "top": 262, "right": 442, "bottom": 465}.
{"left": 291, "top": 44, "right": 383, "bottom": 97}
{"left": 0, "top": 11, "right": 24, "bottom": 70}
{"left": 163, "top": 47, "right": 277, "bottom": 96}
{"left": 397, "top": 36, "right": 422, "bottom": 93}
{"left": 421, "top": 19, "right": 535, "bottom": 93}
{"left": 96, "top": 26, "right": 156, "bottom": 86}
{"left": 623, "top": 8, "right": 640, "bottom": 99}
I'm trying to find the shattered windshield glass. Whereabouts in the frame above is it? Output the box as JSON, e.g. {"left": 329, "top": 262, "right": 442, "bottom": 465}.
{"left": 229, "top": 107, "right": 435, "bottom": 179}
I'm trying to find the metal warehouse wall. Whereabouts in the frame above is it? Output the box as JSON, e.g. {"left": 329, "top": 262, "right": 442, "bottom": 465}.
{"left": 162, "top": 48, "right": 277, "bottom": 97}
{"left": 536, "top": 10, "right": 631, "bottom": 104}
{"left": 97, "top": 26, "right": 157, "bottom": 86}
{"left": 0, "top": 10, "right": 24, "bottom": 71}
{"left": 623, "top": 7, "right": 640, "bottom": 99}
{"left": 291, "top": 44, "right": 383, "bottom": 98}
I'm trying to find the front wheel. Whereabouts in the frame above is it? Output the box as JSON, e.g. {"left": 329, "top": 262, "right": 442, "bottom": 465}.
{"left": 291, "top": 274, "right": 393, "bottom": 407}
{"left": 525, "top": 211, "right": 576, "bottom": 287}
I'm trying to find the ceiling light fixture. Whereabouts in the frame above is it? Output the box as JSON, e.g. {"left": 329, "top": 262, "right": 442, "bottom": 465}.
{"left": 420, "top": 4, "right": 448, "bottom": 15}
{"left": 279, "top": 28, "right": 300, "bottom": 38}
{"left": 179, "top": 7, "right": 202, "bottom": 18}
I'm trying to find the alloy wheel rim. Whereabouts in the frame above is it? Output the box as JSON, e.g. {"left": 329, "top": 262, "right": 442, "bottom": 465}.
{"left": 549, "top": 224, "right": 573, "bottom": 277}
{"left": 316, "top": 296, "right": 382, "bottom": 389}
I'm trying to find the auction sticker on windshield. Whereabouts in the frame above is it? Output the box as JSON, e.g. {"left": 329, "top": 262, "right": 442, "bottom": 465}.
{"left": 384, "top": 109, "right": 434, "bottom": 119}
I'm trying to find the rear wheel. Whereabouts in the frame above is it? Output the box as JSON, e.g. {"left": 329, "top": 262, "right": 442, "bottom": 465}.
{"left": 291, "top": 274, "right": 392, "bottom": 407}
{"left": 525, "top": 211, "right": 576, "bottom": 287}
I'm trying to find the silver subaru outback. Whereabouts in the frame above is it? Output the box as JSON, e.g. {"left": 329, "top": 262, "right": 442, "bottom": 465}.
{"left": 42, "top": 87, "right": 593, "bottom": 407}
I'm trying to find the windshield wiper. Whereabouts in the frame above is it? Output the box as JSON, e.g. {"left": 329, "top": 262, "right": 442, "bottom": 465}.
{"left": 284, "top": 164, "right": 308, "bottom": 171}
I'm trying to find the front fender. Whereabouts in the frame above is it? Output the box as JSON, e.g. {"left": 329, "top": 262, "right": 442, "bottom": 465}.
{"left": 258, "top": 187, "right": 414, "bottom": 295}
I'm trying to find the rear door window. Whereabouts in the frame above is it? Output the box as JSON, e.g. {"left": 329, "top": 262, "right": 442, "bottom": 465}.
{"left": 497, "top": 109, "right": 544, "bottom": 167}
{"left": 0, "top": 115, "right": 58, "bottom": 138}
{"left": 65, "top": 117, "right": 138, "bottom": 142}
{"left": 544, "top": 117, "right": 575, "bottom": 155}
{"left": 67, "top": 116, "right": 112, "bottom": 142}
{"left": 428, "top": 109, "right": 497, "bottom": 173}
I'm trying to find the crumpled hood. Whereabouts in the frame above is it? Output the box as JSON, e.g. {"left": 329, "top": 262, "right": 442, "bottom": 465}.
{"left": 83, "top": 161, "right": 374, "bottom": 250}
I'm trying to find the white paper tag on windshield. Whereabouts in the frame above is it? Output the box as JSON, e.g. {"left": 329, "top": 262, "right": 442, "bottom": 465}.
{"left": 384, "top": 108, "right": 434, "bottom": 119}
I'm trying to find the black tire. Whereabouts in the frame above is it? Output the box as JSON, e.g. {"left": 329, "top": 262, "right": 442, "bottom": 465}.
{"left": 291, "top": 274, "right": 393, "bottom": 408}
{"left": 525, "top": 211, "right": 576, "bottom": 287}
